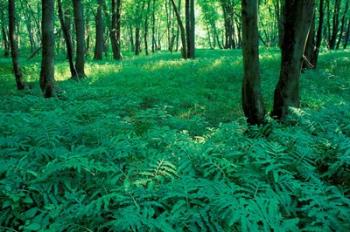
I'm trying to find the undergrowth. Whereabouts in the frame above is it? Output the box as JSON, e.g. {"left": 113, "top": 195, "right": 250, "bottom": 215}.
{"left": 0, "top": 49, "right": 350, "bottom": 231}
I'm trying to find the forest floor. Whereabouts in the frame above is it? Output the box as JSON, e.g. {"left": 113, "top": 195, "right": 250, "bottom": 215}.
{"left": 1, "top": 49, "right": 350, "bottom": 231}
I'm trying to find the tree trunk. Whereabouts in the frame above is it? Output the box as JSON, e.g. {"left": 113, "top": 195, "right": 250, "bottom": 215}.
{"left": 72, "top": 0, "right": 86, "bottom": 78}
{"left": 94, "top": 0, "right": 104, "bottom": 60}
{"left": 0, "top": 5, "right": 10, "bottom": 57}
{"left": 151, "top": 0, "right": 156, "bottom": 53}
{"left": 170, "top": 0, "right": 187, "bottom": 59}
{"left": 221, "top": 0, "right": 234, "bottom": 49}
{"left": 144, "top": 0, "right": 151, "bottom": 56}
{"left": 312, "top": 0, "right": 324, "bottom": 68}
{"left": 241, "top": 0, "right": 265, "bottom": 125}
{"left": 185, "top": 0, "right": 195, "bottom": 59}
{"left": 329, "top": 0, "right": 341, "bottom": 49}
{"left": 8, "top": 0, "right": 25, "bottom": 90}
{"left": 272, "top": 0, "right": 315, "bottom": 120}
{"left": 58, "top": 0, "right": 78, "bottom": 78}
{"left": 336, "top": 0, "right": 350, "bottom": 49}
{"left": 111, "top": 0, "right": 122, "bottom": 60}
{"left": 40, "top": 0, "right": 55, "bottom": 98}
{"left": 344, "top": 19, "right": 350, "bottom": 49}
{"left": 303, "top": 14, "right": 315, "bottom": 69}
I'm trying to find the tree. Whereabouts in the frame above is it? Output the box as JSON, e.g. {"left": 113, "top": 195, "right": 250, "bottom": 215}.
{"left": 336, "top": 0, "right": 350, "bottom": 49}
{"left": 329, "top": 0, "right": 341, "bottom": 49}
{"left": 220, "top": 0, "right": 235, "bottom": 49}
{"left": 58, "top": 0, "right": 78, "bottom": 78}
{"left": 272, "top": 0, "right": 315, "bottom": 120}
{"left": 1, "top": 1, "right": 9, "bottom": 57}
{"left": 72, "top": 0, "right": 86, "bottom": 78}
{"left": 111, "top": 0, "right": 122, "bottom": 60}
{"left": 94, "top": 0, "right": 105, "bottom": 60}
{"left": 312, "top": 0, "right": 325, "bottom": 68}
{"left": 170, "top": 0, "right": 187, "bottom": 58}
{"left": 185, "top": 0, "right": 195, "bottom": 58}
{"left": 8, "top": 0, "right": 25, "bottom": 90}
{"left": 40, "top": 0, "right": 55, "bottom": 98}
{"left": 241, "top": 0, "right": 265, "bottom": 125}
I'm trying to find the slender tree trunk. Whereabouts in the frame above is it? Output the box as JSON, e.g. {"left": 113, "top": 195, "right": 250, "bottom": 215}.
{"left": 94, "top": 0, "right": 104, "bottom": 60}
{"left": 151, "top": 0, "right": 156, "bottom": 53}
{"left": 170, "top": 0, "right": 187, "bottom": 58}
{"left": 303, "top": 14, "right": 315, "bottom": 69}
{"left": 58, "top": 0, "right": 78, "bottom": 78}
{"left": 344, "top": 19, "right": 350, "bottom": 49}
{"left": 8, "top": 0, "right": 25, "bottom": 90}
{"left": 85, "top": 12, "right": 91, "bottom": 55}
{"left": 272, "top": 0, "right": 315, "bottom": 120}
{"left": 144, "top": 0, "right": 151, "bottom": 55}
{"left": 0, "top": 6, "right": 10, "bottom": 57}
{"left": 336, "top": 0, "right": 350, "bottom": 49}
{"left": 135, "top": 27, "right": 141, "bottom": 55}
{"left": 312, "top": 0, "right": 324, "bottom": 68}
{"left": 40, "top": 0, "right": 55, "bottom": 97}
{"left": 185, "top": 0, "right": 195, "bottom": 58}
{"left": 329, "top": 0, "right": 341, "bottom": 49}
{"left": 111, "top": 0, "right": 122, "bottom": 60}
{"left": 241, "top": 0, "right": 265, "bottom": 125}
{"left": 72, "top": 0, "right": 86, "bottom": 78}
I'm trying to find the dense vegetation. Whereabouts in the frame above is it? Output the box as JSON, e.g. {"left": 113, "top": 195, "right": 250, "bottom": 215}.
{"left": 1, "top": 49, "right": 350, "bottom": 231}
{"left": 1, "top": 0, "right": 350, "bottom": 231}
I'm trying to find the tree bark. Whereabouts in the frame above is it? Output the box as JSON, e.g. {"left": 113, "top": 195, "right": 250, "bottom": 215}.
{"left": 58, "top": 0, "right": 78, "bottom": 78}
{"left": 272, "top": 0, "right": 315, "bottom": 120}
{"left": 221, "top": 0, "right": 234, "bottom": 49}
{"left": 185, "top": 0, "right": 195, "bottom": 58}
{"left": 144, "top": 0, "right": 151, "bottom": 56}
{"left": 94, "top": 0, "right": 104, "bottom": 60}
{"left": 0, "top": 4, "right": 9, "bottom": 57}
{"left": 312, "top": 0, "right": 324, "bottom": 68}
{"left": 151, "top": 0, "right": 156, "bottom": 53}
{"left": 336, "top": 0, "right": 350, "bottom": 49}
{"left": 72, "top": 0, "right": 86, "bottom": 78}
{"left": 241, "top": 0, "right": 265, "bottom": 125}
{"left": 303, "top": 14, "right": 315, "bottom": 69}
{"left": 344, "top": 19, "right": 350, "bottom": 49}
{"left": 40, "top": 0, "right": 55, "bottom": 98}
{"left": 111, "top": 0, "right": 122, "bottom": 60}
{"left": 329, "top": 0, "right": 341, "bottom": 49}
{"left": 8, "top": 0, "right": 25, "bottom": 90}
{"left": 170, "top": 0, "right": 187, "bottom": 58}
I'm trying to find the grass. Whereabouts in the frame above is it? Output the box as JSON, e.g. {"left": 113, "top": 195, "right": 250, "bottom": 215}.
{"left": 0, "top": 49, "right": 350, "bottom": 231}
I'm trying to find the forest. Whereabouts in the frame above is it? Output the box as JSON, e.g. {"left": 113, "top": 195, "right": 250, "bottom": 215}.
{"left": 0, "top": 0, "right": 350, "bottom": 231}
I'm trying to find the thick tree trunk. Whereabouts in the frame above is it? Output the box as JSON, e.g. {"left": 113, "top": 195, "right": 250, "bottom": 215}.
{"left": 272, "top": 0, "right": 315, "bottom": 120}
{"left": 94, "top": 0, "right": 104, "bottom": 60}
{"left": 58, "top": 0, "right": 78, "bottom": 78}
{"left": 40, "top": 0, "right": 55, "bottom": 98}
{"left": 111, "top": 0, "right": 122, "bottom": 60}
{"left": 8, "top": 0, "right": 25, "bottom": 90}
{"left": 72, "top": 0, "right": 86, "bottom": 78}
{"left": 241, "top": 0, "right": 265, "bottom": 125}
{"left": 312, "top": 0, "right": 324, "bottom": 68}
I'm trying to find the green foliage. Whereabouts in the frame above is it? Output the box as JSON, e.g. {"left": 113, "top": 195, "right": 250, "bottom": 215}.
{"left": 1, "top": 50, "right": 350, "bottom": 231}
